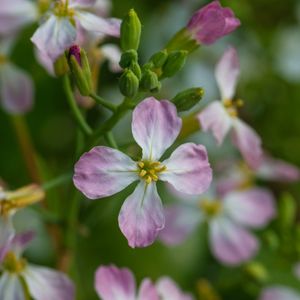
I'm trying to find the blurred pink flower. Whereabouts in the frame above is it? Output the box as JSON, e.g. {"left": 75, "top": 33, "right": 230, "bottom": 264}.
{"left": 187, "top": 1, "right": 240, "bottom": 45}
{"left": 160, "top": 187, "right": 275, "bottom": 266}
{"left": 95, "top": 265, "right": 194, "bottom": 300}
{"left": 74, "top": 97, "right": 212, "bottom": 248}
{"left": 198, "top": 47, "right": 263, "bottom": 169}
{"left": 259, "top": 286, "right": 300, "bottom": 300}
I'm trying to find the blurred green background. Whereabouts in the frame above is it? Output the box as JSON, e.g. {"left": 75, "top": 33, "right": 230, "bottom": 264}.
{"left": 1, "top": 0, "right": 300, "bottom": 299}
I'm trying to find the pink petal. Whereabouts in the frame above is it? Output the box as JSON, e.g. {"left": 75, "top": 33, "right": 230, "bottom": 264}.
{"left": 94, "top": 265, "right": 136, "bottom": 300}
{"left": 118, "top": 182, "right": 165, "bottom": 248}
{"left": 101, "top": 44, "right": 122, "bottom": 73}
{"left": 73, "top": 146, "right": 138, "bottom": 199}
{"left": 210, "top": 217, "right": 259, "bottom": 265}
{"left": 159, "top": 204, "right": 201, "bottom": 246}
{"left": 0, "top": 216, "right": 14, "bottom": 262}
{"left": 10, "top": 231, "right": 35, "bottom": 257}
{"left": 160, "top": 143, "right": 212, "bottom": 195}
{"left": 31, "top": 15, "right": 76, "bottom": 61}
{"left": 0, "top": 273, "right": 25, "bottom": 300}
{"left": 224, "top": 188, "right": 276, "bottom": 228}
{"left": 215, "top": 47, "right": 240, "bottom": 100}
{"left": 156, "top": 277, "right": 194, "bottom": 300}
{"left": 24, "top": 265, "right": 75, "bottom": 300}
{"left": 0, "top": 63, "right": 34, "bottom": 114}
{"left": 231, "top": 119, "right": 263, "bottom": 169}
{"left": 34, "top": 49, "right": 55, "bottom": 76}
{"left": 259, "top": 286, "right": 300, "bottom": 300}
{"left": 197, "top": 101, "right": 232, "bottom": 145}
{"left": 132, "top": 97, "right": 182, "bottom": 161}
{"left": 138, "top": 279, "right": 159, "bottom": 300}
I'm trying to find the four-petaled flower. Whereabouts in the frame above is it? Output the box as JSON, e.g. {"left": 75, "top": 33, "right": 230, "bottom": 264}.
{"left": 198, "top": 47, "right": 263, "bottom": 169}
{"left": 74, "top": 97, "right": 212, "bottom": 248}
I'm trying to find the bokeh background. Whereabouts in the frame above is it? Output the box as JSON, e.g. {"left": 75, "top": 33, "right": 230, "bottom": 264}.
{"left": 1, "top": 0, "right": 300, "bottom": 299}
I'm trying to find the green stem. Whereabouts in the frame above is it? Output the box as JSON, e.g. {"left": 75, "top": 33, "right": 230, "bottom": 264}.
{"left": 63, "top": 75, "right": 93, "bottom": 136}
{"left": 42, "top": 172, "right": 72, "bottom": 191}
{"left": 105, "top": 131, "right": 118, "bottom": 149}
{"left": 89, "top": 92, "right": 117, "bottom": 112}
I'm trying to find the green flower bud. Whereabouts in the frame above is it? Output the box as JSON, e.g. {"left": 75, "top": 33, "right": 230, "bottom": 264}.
{"left": 149, "top": 50, "right": 168, "bottom": 68}
{"left": 67, "top": 45, "right": 92, "bottom": 96}
{"left": 244, "top": 262, "right": 268, "bottom": 283}
{"left": 278, "top": 192, "right": 296, "bottom": 232}
{"left": 140, "top": 69, "right": 160, "bottom": 91}
{"left": 130, "top": 62, "right": 142, "bottom": 80}
{"left": 119, "top": 50, "right": 138, "bottom": 69}
{"left": 121, "top": 9, "right": 142, "bottom": 51}
{"left": 119, "top": 69, "right": 139, "bottom": 98}
{"left": 161, "top": 50, "right": 188, "bottom": 78}
{"left": 172, "top": 87, "right": 204, "bottom": 112}
{"left": 54, "top": 54, "right": 69, "bottom": 77}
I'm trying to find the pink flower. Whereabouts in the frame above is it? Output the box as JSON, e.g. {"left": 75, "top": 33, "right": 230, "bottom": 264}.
{"left": 31, "top": 0, "right": 121, "bottom": 62}
{"left": 259, "top": 286, "right": 300, "bottom": 300}
{"left": 198, "top": 47, "right": 263, "bottom": 169}
{"left": 160, "top": 187, "right": 275, "bottom": 266}
{"left": 94, "top": 265, "right": 194, "bottom": 300}
{"left": 187, "top": 1, "right": 240, "bottom": 45}
{"left": 74, "top": 97, "right": 212, "bottom": 248}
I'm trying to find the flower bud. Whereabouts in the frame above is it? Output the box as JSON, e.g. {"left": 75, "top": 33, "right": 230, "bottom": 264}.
{"left": 149, "top": 50, "right": 168, "bottom": 68}
{"left": 121, "top": 9, "right": 142, "bottom": 51}
{"left": 54, "top": 54, "right": 69, "bottom": 77}
{"left": 119, "top": 69, "right": 139, "bottom": 98}
{"left": 172, "top": 87, "right": 204, "bottom": 112}
{"left": 140, "top": 69, "right": 160, "bottom": 92}
{"left": 67, "top": 45, "right": 93, "bottom": 96}
{"left": 119, "top": 49, "right": 138, "bottom": 69}
{"left": 130, "top": 61, "right": 142, "bottom": 80}
{"left": 244, "top": 262, "right": 268, "bottom": 283}
{"left": 278, "top": 192, "right": 296, "bottom": 232}
{"left": 161, "top": 50, "right": 188, "bottom": 78}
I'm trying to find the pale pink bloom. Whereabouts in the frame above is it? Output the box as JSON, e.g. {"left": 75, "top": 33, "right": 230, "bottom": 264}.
{"left": 0, "top": 232, "right": 75, "bottom": 300}
{"left": 95, "top": 265, "right": 193, "bottom": 300}
{"left": 74, "top": 97, "right": 212, "bottom": 247}
{"left": 198, "top": 47, "right": 263, "bottom": 169}
{"left": 259, "top": 286, "right": 300, "bottom": 300}
{"left": 31, "top": 0, "right": 120, "bottom": 62}
{"left": 187, "top": 1, "right": 240, "bottom": 45}
{"left": 160, "top": 187, "right": 275, "bottom": 266}
{"left": 0, "top": 39, "right": 34, "bottom": 114}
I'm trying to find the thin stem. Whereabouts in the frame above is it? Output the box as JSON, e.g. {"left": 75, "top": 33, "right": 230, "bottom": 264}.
{"left": 89, "top": 92, "right": 117, "bottom": 112}
{"left": 105, "top": 131, "right": 118, "bottom": 149}
{"left": 10, "top": 115, "right": 41, "bottom": 183}
{"left": 63, "top": 75, "right": 93, "bottom": 136}
{"left": 42, "top": 172, "right": 72, "bottom": 191}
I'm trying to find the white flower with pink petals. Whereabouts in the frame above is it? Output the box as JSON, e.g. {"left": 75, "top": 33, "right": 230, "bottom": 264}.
{"left": 259, "top": 286, "right": 300, "bottom": 300}
{"left": 74, "top": 97, "right": 212, "bottom": 248}
{"left": 198, "top": 47, "right": 263, "bottom": 169}
{"left": 160, "top": 187, "right": 276, "bottom": 266}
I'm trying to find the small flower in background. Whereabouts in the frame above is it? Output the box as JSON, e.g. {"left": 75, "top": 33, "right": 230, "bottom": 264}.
{"left": 259, "top": 286, "right": 300, "bottom": 300}
{"left": 0, "top": 231, "right": 75, "bottom": 300}
{"left": 187, "top": 1, "right": 241, "bottom": 45}
{"left": 74, "top": 97, "right": 212, "bottom": 247}
{"left": 198, "top": 47, "right": 263, "bottom": 169}
{"left": 0, "top": 38, "right": 34, "bottom": 114}
{"left": 159, "top": 186, "right": 275, "bottom": 266}
{"left": 95, "top": 265, "right": 193, "bottom": 300}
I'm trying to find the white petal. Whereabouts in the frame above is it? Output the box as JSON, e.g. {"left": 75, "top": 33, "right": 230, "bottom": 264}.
{"left": 101, "top": 44, "right": 122, "bottom": 72}
{"left": 0, "top": 273, "right": 25, "bottom": 300}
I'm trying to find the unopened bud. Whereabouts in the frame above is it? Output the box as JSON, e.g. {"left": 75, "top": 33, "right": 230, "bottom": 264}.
{"left": 54, "top": 54, "right": 69, "bottom": 77}
{"left": 130, "top": 62, "right": 142, "bottom": 80}
{"left": 119, "top": 49, "right": 138, "bottom": 69}
{"left": 119, "top": 69, "right": 139, "bottom": 98}
{"left": 140, "top": 69, "right": 160, "bottom": 91}
{"left": 149, "top": 50, "right": 168, "bottom": 68}
{"left": 172, "top": 87, "right": 204, "bottom": 112}
{"left": 161, "top": 50, "right": 188, "bottom": 78}
{"left": 244, "top": 262, "right": 268, "bottom": 283}
{"left": 67, "top": 45, "right": 93, "bottom": 96}
{"left": 121, "top": 9, "right": 142, "bottom": 51}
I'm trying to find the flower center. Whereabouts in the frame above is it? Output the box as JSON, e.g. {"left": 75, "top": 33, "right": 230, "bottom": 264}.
{"left": 3, "top": 252, "right": 27, "bottom": 274}
{"left": 223, "top": 98, "right": 244, "bottom": 118}
{"left": 137, "top": 160, "right": 167, "bottom": 184}
{"left": 53, "top": 0, "right": 75, "bottom": 18}
{"left": 199, "top": 199, "right": 222, "bottom": 217}
{"left": 38, "top": 0, "right": 51, "bottom": 14}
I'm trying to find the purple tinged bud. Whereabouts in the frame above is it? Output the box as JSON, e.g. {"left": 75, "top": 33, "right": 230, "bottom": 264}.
{"left": 187, "top": 1, "right": 241, "bottom": 45}
{"left": 68, "top": 45, "right": 81, "bottom": 65}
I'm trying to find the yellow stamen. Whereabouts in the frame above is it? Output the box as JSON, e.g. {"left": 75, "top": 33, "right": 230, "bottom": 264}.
{"left": 137, "top": 160, "right": 166, "bottom": 184}
{"left": 223, "top": 98, "right": 244, "bottom": 118}
{"left": 3, "top": 252, "right": 27, "bottom": 274}
{"left": 199, "top": 199, "right": 222, "bottom": 217}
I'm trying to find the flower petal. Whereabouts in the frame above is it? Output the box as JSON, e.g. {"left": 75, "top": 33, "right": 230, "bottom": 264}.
{"left": 210, "top": 216, "right": 259, "bottom": 265}
{"left": 224, "top": 188, "right": 276, "bottom": 228}
{"left": 73, "top": 146, "right": 138, "bottom": 199}
{"left": 76, "top": 12, "right": 120, "bottom": 37}
{"left": 156, "top": 277, "right": 194, "bottom": 300}
{"left": 0, "top": 63, "right": 34, "bottom": 114}
{"left": 197, "top": 101, "right": 232, "bottom": 145}
{"left": 159, "top": 204, "right": 201, "bottom": 246}
{"left": 0, "top": 273, "right": 25, "bottom": 300}
{"left": 259, "top": 286, "right": 300, "bottom": 300}
{"left": 0, "top": 216, "right": 14, "bottom": 262}
{"left": 132, "top": 97, "right": 182, "bottom": 161}
{"left": 160, "top": 143, "right": 212, "bottom": 195}
{"left": 95, "top": 265, "right": 136, "bottom": 300}
{"left": 24, "top": 265, "right": 75, "bottom": 300}
{"left": 34, "top": 49, "right": 55, "bottom": 76}
{"left": 231, "top": 119, "right": 263, "bottom": 169}
{"left": 118, "top": 182, "right": 165, "bottom": 248}
{"left": 138, "top": 279, "right": 159, "bottom": 300}
{"left": 31, "top": 15, "right": 76, "bottom": 61}
{"left": 101, "top": 44, "right": 122, "bottom": 73}
{"left": 215, "top": 47, "right": 240, "bottom": 100}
